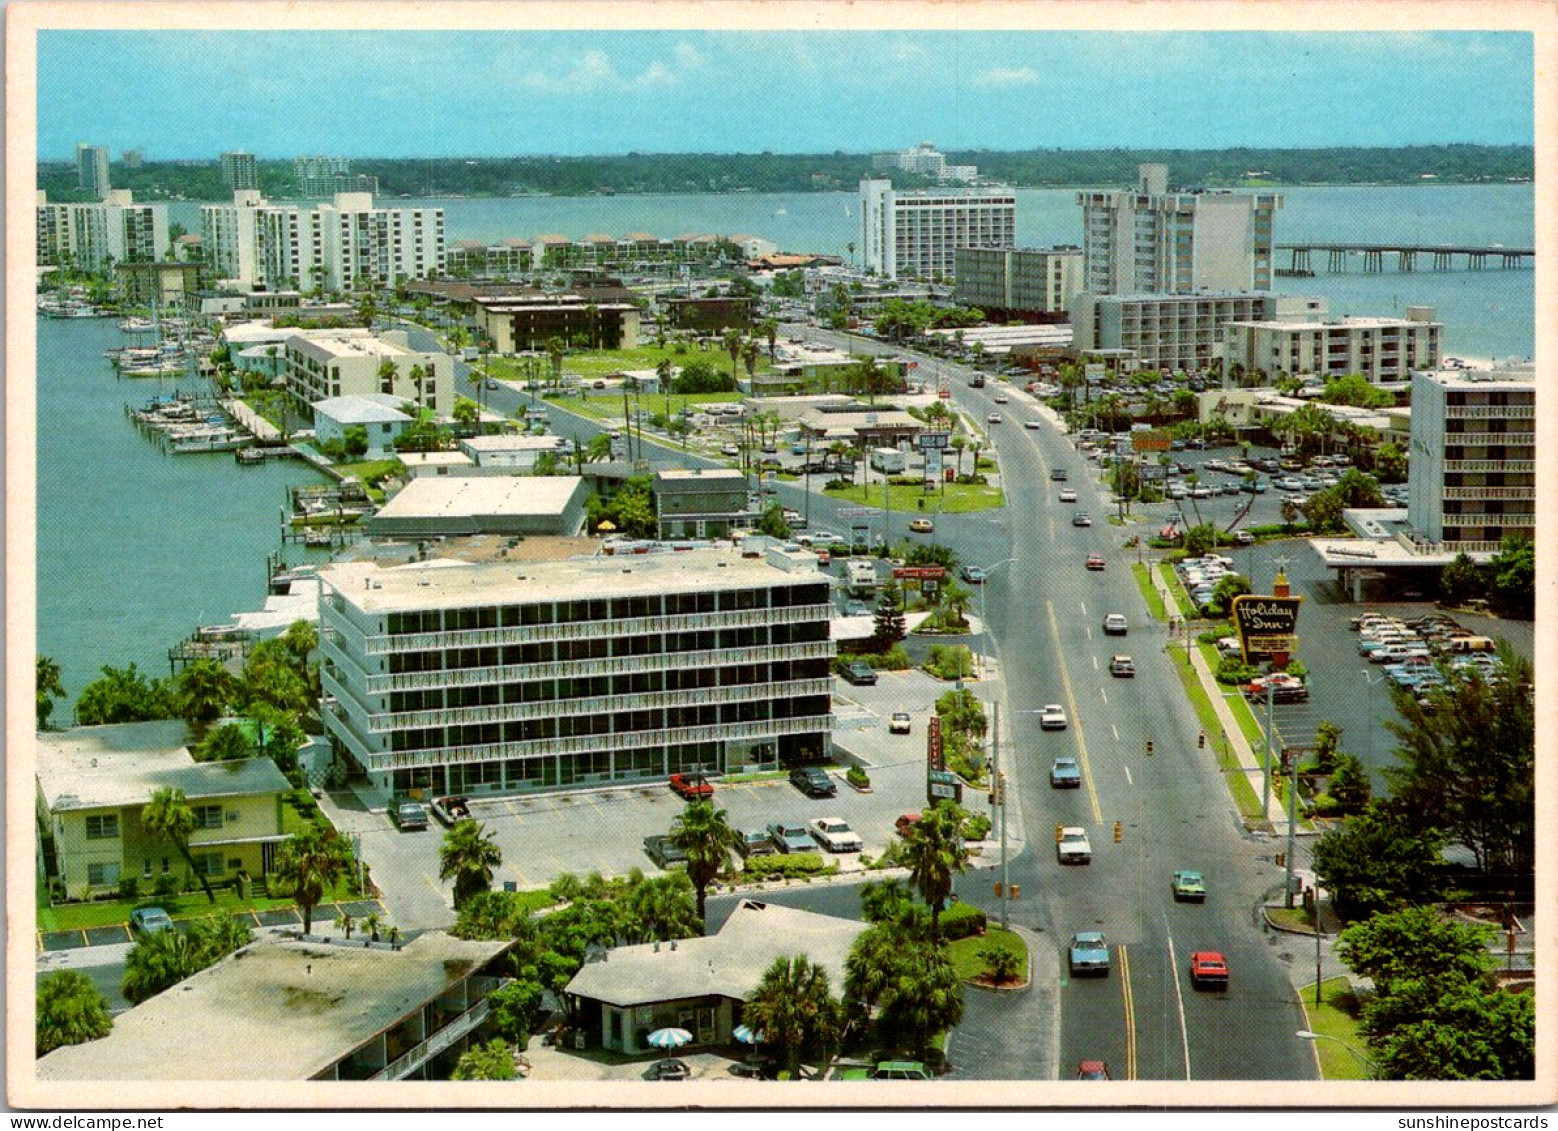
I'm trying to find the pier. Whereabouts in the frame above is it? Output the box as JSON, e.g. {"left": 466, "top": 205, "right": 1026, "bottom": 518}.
{"left": 1278, "top": 243, "right": 1533, "bottom": 275}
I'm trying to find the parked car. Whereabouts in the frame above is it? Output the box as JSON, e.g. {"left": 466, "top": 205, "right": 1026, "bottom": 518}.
{"left": 1040, "top": 703, "right": 1068, "bottom": 730}
{"left": 429, "top": 796, "right": 471, "bottom": 825}
{"left": 909, "top": 518, "right": 934, "bottom": 533}
{"left": 789, "top": 766, "right": 837, "bottom": 798}
{"left": 1086, "top": 554, "right": 1106, "bottom": 571}
{"left": 1109, "top": 654, "right": 1135, "bottom": 677}
{"left": 1057, "top": 827, "right": 1093, "bottom": 864}
{"left": 1050, "top": 756, "right": 1082, "bottom": 788}
{"left": 1233, "top": 530, "right": 1255, "bottom": 545}
{"left": 1102, "top": 613, "right": 1129, "bottom": 636}
{"left": 669, "top": 773, "right": 714, "bottom": 800}
{"left": 894, "top": 812, "right": 923, "bottom": 838}
{"left": 1077, "top": 1060, "right": 1113, "bottom": 1080}
{"left": 643, "top": 835, "right": 688, "bottom": 869}
{"left": 129, "top": 907, "right": 174, "bottom": 935}
{"left": 841, "top": 660, "right": 878, "bottom": 685}
{"left": 736, "top": 828, "right": 777, "bottom": 859}
{"left": 960, "top": 565, "right": 987, "bottom": 584}
{"left": 390, "top": 797, "right": 429, "bottom": 831}
{"left": 1172, "top": 870, "right": 1207, "bottom": 901}
{"left": 1189, "top": 950, "right": 1230, "bottom": 989}
{"left": 1069, "top": 931, "right": 1110, "bottom": 976}
{"left": 809, "top": 817, "right": 864, "bottom": 853}
{"left": 767, "top": 821, "right": 814, "bottom": 854}
{"left": 888, "top": 712, "right": 912, "bottom": 734}
{"left": 868, "top": 1061, "right": 933, "bottom": 1081}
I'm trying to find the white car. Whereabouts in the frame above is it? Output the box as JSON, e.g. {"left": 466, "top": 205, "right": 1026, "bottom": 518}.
{"left": 1059, "top": 488, "right": 1078, "bottom": 502}
{"left": 1024, "top": 420, "right": 1042, "bottom": 431}
{"left": 1103, "top": 613, "right": 1129, "bottom": 636}
{"left": 808, "top": 817, "right": 864, "bottom": 853}
{"left": 988, "top": 413, "right": 1003, "bottom": 424}
{"left": 1040, "top": 703, "right": 1068, "bottom": 730}
{"left": 993, "top": 393, "right": 1010, "bottom": 404}
{"left": 1057, "top": 827, "right": 1093, "bottom": 864}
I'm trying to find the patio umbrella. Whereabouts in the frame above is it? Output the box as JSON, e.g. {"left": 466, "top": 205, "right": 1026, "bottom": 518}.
{"left": 732, "top": 1025, "right": 765, "bottom": 1045}
{"left": 646, "top": 1027, "right": 693, "bottom": 1050}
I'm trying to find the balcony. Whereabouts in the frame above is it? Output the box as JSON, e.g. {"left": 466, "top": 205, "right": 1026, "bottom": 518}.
{"left": 1444, "top": 460, "right": 1534, "bottom": 473}
{"left": 1444, "top": 404, "right": 1535, "bottom": 419}
{"left": 1441, "top": 432, "right": 1535, "bottom": 447}
{"left": 1441, "top": 486, "right": 1535, "bottom": 501}
{"left": 369, "top": 994, "right": 494, "bottom": 1081}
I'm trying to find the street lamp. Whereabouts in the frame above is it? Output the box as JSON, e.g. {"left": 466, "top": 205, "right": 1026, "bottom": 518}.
{"left": 974, "top": 558, "right": 1018, "bottom": 679}
{"left": 1359, "top": 668, "right": 1387, "bottom": 765}
{"left": 1296, "top": 1030, "right": 1378, "bottom": 1077}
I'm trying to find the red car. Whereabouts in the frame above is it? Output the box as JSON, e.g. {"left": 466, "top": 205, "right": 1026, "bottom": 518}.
{"left": 668, "top": 773, "right": 713, "bottom": 801}
{"left": 1076, "top": 1060, "right": 1112, "bottom": 1080}
{"left": 1189, "top": 950, "right": 1229, "bottom": 989}
{"left": 895, "top": 812, "right": 922, "bottom": 837}
{"left": 1086, "top": 554, "right": 1106, "bottom": 571}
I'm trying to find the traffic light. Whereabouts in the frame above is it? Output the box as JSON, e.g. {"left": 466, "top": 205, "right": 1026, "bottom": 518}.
{"left": 994, "top": 882, "right": 1004, "bottom": 898}
{"left": 1275, "top": 853, "right": 1286, "bottom": 868}
{"left": 1009, "top": 884, "right": 1021, "bottom": 900}
{"left": 1113, "top": 820, "right": 1123, "bottom": 844}
{"left": 1145, "top": 739, "right": 1155, "bottom": 756}
{"left": 1198, "top": 731, "right": 1206, "bottom": 749}
{"left": 1055, "top": 824, "right": 1065, "bottom": 843}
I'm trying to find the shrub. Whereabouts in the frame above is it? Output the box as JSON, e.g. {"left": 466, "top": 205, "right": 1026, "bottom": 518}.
{"left": 1215, "top": 655, "right": 1260, "bottom": 686}
{"left": 923, "top": 644, "right": 974, "bottom": 680}
{"left": 961, "top": 814, "right": 992, "bottom": 842}
{"left": 117, "top": 877, "right": 140, "bottom": 901}
{"left": 846, "top": 765, "right": 870, "bottom": 788}
{"left": 940, "top": 900, "right": 987, "bottom": 941}
{"left": 743, "top": 852, "right": 835, "bottom": 880}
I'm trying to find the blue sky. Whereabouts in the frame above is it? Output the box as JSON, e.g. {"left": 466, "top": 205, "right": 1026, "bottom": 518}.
{"left": 37, "top": 30, "right": 1532, "bottom": 159}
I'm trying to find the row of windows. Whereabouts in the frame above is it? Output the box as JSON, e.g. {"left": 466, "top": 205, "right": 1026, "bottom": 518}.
{"left": 85, "top": 806, "right": 224, "bottom": 840}
{"left": 385, "top": 586, "right": 829, "bottom": 635}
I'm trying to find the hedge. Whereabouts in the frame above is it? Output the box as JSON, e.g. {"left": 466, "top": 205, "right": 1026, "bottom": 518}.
{"left": 940, "top": 900, "right": 988, "bottom": 941}
{"left": 742, "top": 852, "right": 835, "bottom": 880}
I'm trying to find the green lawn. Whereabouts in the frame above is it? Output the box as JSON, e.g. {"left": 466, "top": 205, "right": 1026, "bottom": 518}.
{"left": 948, "top": 927, "right": 1029, "bottom": 984}
{"left": 488, "top": 344, "right": 774, "bottom": 383}
{"left": 1132, "top": 563, "right": 1168, "bottom": 621}
{"left": 1158, "top": 561, "right": 1197, "bottom": 618}
{"left": 38, "top": 879, "right": 360, "bottom": 933}
{"left": 1298, "top": 977, "right": 1372, "bottom": 1080}
{"left": 823, "top": 480, "right": 1004, "bottom": 514}
{"left": 1166, "top": 645, "right": 1265, "bottom": 819}
{"left": 721, "top": 769, "right": 790, "bottom": 784}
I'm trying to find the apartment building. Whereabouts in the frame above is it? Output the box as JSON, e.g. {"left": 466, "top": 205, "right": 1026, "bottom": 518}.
{"left": 953, "top": 246, "right": 1084, "bottom": 317}
{"left": 220, "top": 149, "right": 259, "bottom": 190}
{"left": 317, "top": 549, "right": 836, "bottom": 797}
{"left": 284, "top": 328, "right": 454, "bottom": 414}
{"left": 1221, "top": 307, "right": 1443, "bottom": 383}
{"left": 35, "top": 189, "right": 168, "bottom": 272}
{"left": 444, "top": 239, "right": 534, "bottom": 278}
{"left": 473, "top": 293, "right": 640, "bottom": 352}
{"left": 1070, "top": 291, "right": 1327, "bottom": 373}
{"left": 201, "top": 191, "right": 444, "bottom": 292}
{"left": 76, "top": 143, "right": 110, "bottom": 198}
{"left": 1078, "top": 163, "right": 1282, "bottom": 294}
{"left": 871, "top": 142, "right": 979, "bottom": 184}
{"left": 1407, "top": 368, "right": 1535, "bottom": 556}
{"left": 36, "top": 721, "right": 291, "bottom": 901}
{"left": 859, "top": 179, "right": 1016, "bottom": 280}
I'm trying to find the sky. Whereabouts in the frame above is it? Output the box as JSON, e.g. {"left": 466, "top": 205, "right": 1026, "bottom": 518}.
{"left": 36, "top": 30, "right": 1533, "bottom": 160}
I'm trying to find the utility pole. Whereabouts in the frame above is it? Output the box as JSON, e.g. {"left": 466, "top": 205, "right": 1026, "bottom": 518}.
{"left": 994, "top": 700, "right": 1008, "bottom": 931}
{"left": 1285, "top": 750, "right": 1299, "bottom": 909}
{"left": 1262, "top": 683, "right": 1275, "bottom": 820}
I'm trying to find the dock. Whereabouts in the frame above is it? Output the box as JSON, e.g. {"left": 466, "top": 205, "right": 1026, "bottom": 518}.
{"left": 1278, "top": 243, "right": 1533, "bottom": 274}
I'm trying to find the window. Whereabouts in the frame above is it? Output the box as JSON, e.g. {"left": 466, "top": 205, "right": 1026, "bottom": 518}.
{"left": 192, "top": 853, "right": 225, "bottom": 878}
{"left": 85, "top": 814, "right": 119, "bottom": 840}
{"left": 194, "top": 805, "right": 225, "bottom": 830}
{"left": 87, "top": 862, "right": 120, "bottom": 887}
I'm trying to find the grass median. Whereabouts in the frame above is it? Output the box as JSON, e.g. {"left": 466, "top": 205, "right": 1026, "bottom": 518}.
{"left": 1298, "top": 976, "right": 1372, "bottom": 1080}
{"left": 823, "top": 480, "right": 1004, "bottom": 514}
{"left": 948, "top": 926, "right": 1030, "bottom": 986}
{"left": 1166, "top": 645, "right": 1264, "bottom": 820}
{"left": 1132, "top": 562, "right": 1168, "bottom": 622}
{"left": 1157, "top": 561, "right": 1197, "bottom": 618}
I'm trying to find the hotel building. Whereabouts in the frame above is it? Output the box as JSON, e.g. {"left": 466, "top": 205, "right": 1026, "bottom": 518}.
{"left": 35, "top": 189, "right": 168, "bottom": 272}
{"left": 859, "top": 178, "right": 1016, "bottom": 280}
{"left": 318, "top": 550, "right": 835, "bottom": 797}
{"left": 220, "top": 150, "right": 259, "bottom": 191}
{"left": 76, "top": 143, "right": 110, "bottom": 198}
{"left": 953, "top": 246, "right": 1084, "bottom": 318}
{"left": 1221, "top": 307, "right": 1443, "bottom": 384}
{"left": 1070, "top": 290, "right": 1327, "bottom": 373}
{"left": 283, "top": 328, "right": 454, "bottom": 414}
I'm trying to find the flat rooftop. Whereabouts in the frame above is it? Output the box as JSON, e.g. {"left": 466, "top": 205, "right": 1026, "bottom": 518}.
{"left": 36, "top": 931, "right": 511, "bottom": 1081}
{"left": 460, "top": 434, "right": 568, "bottom": 453}
{"left": 1227, "top": 315, "right": 1439, "bottom": 330}
{"left": 321, "top": 546, "right": 825, "bottom": 613}
{"left": 373, "top": 476, "right": 583, "bottom": 522}
{"left": 37, "top": 722, "right": 291, "bottom": 813}
{"left": 291, "top": 330, "right": 427, "bottom": 361}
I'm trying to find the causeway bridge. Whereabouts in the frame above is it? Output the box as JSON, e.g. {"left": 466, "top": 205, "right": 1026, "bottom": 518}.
{"left": 1276, "top": 243, "right": 1533, "bottom": 275}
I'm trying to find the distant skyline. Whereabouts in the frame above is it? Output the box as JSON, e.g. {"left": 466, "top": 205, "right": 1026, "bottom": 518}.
{"left": 38, "top": 30, "right": 1532, "bottom": 160}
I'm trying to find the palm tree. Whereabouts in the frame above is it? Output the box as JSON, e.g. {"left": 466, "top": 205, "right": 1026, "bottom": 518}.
{"left": 409, "top": 363, "right": 427, "bottom": 412}
{"left": 545, "top": 336, "right": 566, "bottom": 391}
{"left": 902, "top": 802, "right": 972, "bottom": 938}
{"left": 742, "top": 338, "right": 761, "bottom": 382}
{"left": 743, "top": 955, "right": 843, "bottom": 1079}
{"left": 174, "top": 658, "right": 236, "bottom": 729}
{"left": 122, "top": 926, "right": 203, "bottom": 1004}
{"left": 758, "top": 317, "right": 780, "bottom": 360}
{"left": 271, "top": 825, "right": 353, "bottom": 933}
{"left": 440, "top": 819, "right": 503, "bottom": 909}
{"left": 949, "top": 435, "right": 967, "bottom": 478}
{"left": 142, "top": 787, "right": 216, "bottom": 904}
{"left": 621, "top": 872, "right": 699, "bottom": 943}
{"left": 37, "top": 654, "right": 65, "bottom": 730}
{"left": 722, "top": 327, "right": 744, "bottom": 382}
{"left": 36, "top": 970, "right": 112, "bottom": 1055}
{"left": 377, "top": 357, "right": 399, "bottom": 396}
{"left": 668, "top": 800, "right": 740, "bottom": 928}
{"left": 879, "top": 941, "right": 964, "bottom": 1059}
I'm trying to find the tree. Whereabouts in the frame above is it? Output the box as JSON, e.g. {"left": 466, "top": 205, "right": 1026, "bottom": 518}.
{"left": 1302, "top": 469, "right": 1385, "bottom": 534}
{"left": 121, "top": 926, "right": 203, "bottom": 1004}
{"left": 755, "top": 502, "right": 791, "bottom": 539}
{"left": 742, "top": 337, "right": 761, "bottom": 380}
{"left": 75, "top": 663, "right": 178, "bottom": 726}
{"left": 142, "top": 787, "right": 216, "bottom": 903}
{"left": 1280, "top": 496, "right": 1301, "bottom": 531}
{"left": 979, "top": 944, "right": 1021, "bottom": 985}
{"left": 1182, "top": 523, "right": 1220, "bottom": 559}
{"left": 902, "top": 801, "right": 973, "bottom": 938}
{"left": 451, "top": 889, "right": 533, "bottom": 942}
{"left": 545, "top": 336, "right": 566, "bottom": 389}
{"left": 668, "top": 800, "right": 740, "bottom": 928}
{"left": 1372, "top": 441, "right": 1408, "bottom": 482}
{"left": 1312, "top": 802, "right": 1445, "bottom": 919}
{"left": 743, "top": 955, "right": 843, "bottom": 1079}
{"left": 174, "top": 658, "right": 237, "bottom": 727}
{"left": 36, "top": 970, "right": 112, "bottom": 1055}
{"left": 37, "top": 655, "right": 65, "bottom": 730}
{"left": 1438, "top": 553, "right": 1484, "bottom": 608}
{"left": 451, "top": 1038, "right": 518, "bottom": 1080}
{"left": 271, "top": 825, "right": 354, "bottom": 933}
{"left": 452, "top": 396, "right": 480, "bottom": 425}
{"left": 1485, "top": 535, "right": 1534, "bottom": 619}
{"left": 872, "top": 580, "right": 907, "bottom": 647}
{"left": 671, "top": 358, "right": 732, "bottom": 394}
{"left": 1312, "top": 719, "right": 1344, "bottom": 774}
{"left": 759, "top": 316, "right": 779, "bottom": 359}
{"left": 845, "top": 927, "right": 964, "bottom": 1059}
{"left": 1327, "top": 752, "right": 1373, "bottom": 814}
{"left": 620, "top": 872, "right": 700, "bottom": 944}
{"left": 1207, "top": 573, "right": 1251, "bottom": 617}
{"left": 486, "top": 976, "right": 548, "bottom": 1045}
{"left": 722, "top": 327, "right": 744, "bottom": 381}
{"left": 1384, "top": 649, "right": 1533, "bottom": 880}
{"left": 1320, "top": 373, "right": 1396, "bottom": 409}
{"left": 440, "top": 819, "right": 503, "bottom": 909}
{"left": 193, "top": 722, "right": 256, "bottom": 763}
{"left": 342, "top": 425, "right": 369, "bottom": 459}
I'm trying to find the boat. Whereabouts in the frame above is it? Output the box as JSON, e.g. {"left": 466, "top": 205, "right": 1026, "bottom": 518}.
{"left": 303, "top": 528, "right": 333, "bottom": 547}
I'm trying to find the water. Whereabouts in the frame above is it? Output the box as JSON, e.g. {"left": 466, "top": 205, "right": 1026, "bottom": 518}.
{"left": 36, "top": 317, "right": 330, "bottom": 701}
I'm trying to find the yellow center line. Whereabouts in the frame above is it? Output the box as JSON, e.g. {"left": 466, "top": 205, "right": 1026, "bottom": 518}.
{"left": 1120, "top": 944, "right": 1138, "bottom": 1080}
{"left": 1046, "top": 600, "right": 1103, "bottom": 824}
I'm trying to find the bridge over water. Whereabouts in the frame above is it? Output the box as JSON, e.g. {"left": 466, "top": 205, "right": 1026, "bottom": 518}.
{"left": 1276, "top": 243, "right": 1533, "bottom": 275}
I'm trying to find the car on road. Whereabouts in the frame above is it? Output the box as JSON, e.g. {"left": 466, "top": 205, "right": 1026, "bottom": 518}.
{"left": 1076, "top": 1060, "right": 1112, "bottom": 1080}
{"left": 888, "top": 712, "right": 912, "bottom": 734}
{"left": 767, "top": 821, "right": 814, "bottom": 854}
{"left": 993, "top": 393, "right": 1009, "bottom": 404}
{"left": 1189, "top": 950, "right": 1229, "bottom": 989}
{"left": 485, "top": 379, "right": 500, "bottom": 391}
{"left": 894, "top": 812, "right": 922, "bottom": 838}
{"left": 1172, "top": 870, "right": 1207, "bottom": 901}
{"left": 390, "top": 797, "right": 429, "bottom": 831}
{"left": 1072, "top": 512, "right": 1092, "bottom": 527}
{"left": 812, "top": 530, "right": 843, "bottom": 545}
{"left": 1233, "top": 530, "right": 1256, "bottom": 545}
{"left": 841, "top": 660, "right": 878, "bottom": 685}
{"left": 809, "top": 817, "right": 864, "bottom": 853}
{"left": 646, "top": 1058, "right": 691, "bottom": 1081}
{"left": 1057, "top": 827, "right": 1093, "bottom": 864}
{"left": 960, "top": 565, "right": 987, "bottom": 583}
{"left": 843, "top": 601, "right": 871, "bottom": 617}
{"left": 1086, "top": 553, "right": 1105, "bottom": 571}
{"left": 789, "top": 766, "right": 837, "bottom": 798}
{"left": 1039, "top": 703, "right": 1068, "bottom": 730}
{"left": 1050, "top": 468, "right": 1068, "bottom": 481}
{"left": 1109, "top": 654, "right": 1135, "bottom": 677}
{"left": 643, "top": 835, "right": 688, "bottom": 869}
{"left": 669, "top": 772, "right": 714, "bottom": 800}
{"left": 909, "top": 518, "right": 935, "bottom": 533}
{"left": 129, "top": 907, "right": 174, "bottom": 935}
{"left": 736, "top": 828, "right": 777, "bottom": 859}
{"left": 987, "top": 412, "right": 1003, "bottom": 424}
{"left": 1058, "top": 488, "right": 1077, "bottom": 502}
{"left": 1050, "top": 755, "right": 1082, "bottom": 788}
{"left": 1024, "top": 420, "right": 1042, "bottom": 431}
{"left": 1102, "top": 613, "right": 1128, "bottom": 636}
{"left": 1069, "top": 931, "right": 1110, "bottom": 976}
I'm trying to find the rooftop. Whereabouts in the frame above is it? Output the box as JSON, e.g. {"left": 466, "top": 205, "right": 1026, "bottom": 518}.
{"left": 36, "top": 722, "right": 292, "bottom": 813}
{"left": 289, "top": 330, "right": 431, "bottom": 362}
{"left": 312, "top": 394, "right": 412, "bottom": 424}
{"left": 459, "top": 434, "right": 569, "bottom": 453}
{"left": 321, "top": 546, "right": 823, "bottom": 612}
{"left": 36, "top": 931, "right": 511, "bottom": 1081}
{"left": 1414, "top": 366, "right": 1536, "bottom": 390}
{"left": 372, "top": 476, "right": 583, "bottom": 523}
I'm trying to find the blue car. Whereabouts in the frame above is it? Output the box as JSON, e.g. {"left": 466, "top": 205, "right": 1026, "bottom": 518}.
{"left": 129, "top": 907, "right": 174, "bottom": 935}
{"left": 1069, "top": 931, "right": 1110, "bottom": 976}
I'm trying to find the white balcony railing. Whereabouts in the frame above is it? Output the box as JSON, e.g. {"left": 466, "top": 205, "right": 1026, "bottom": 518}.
{"left": 369, "top": 996, "right": 492, "bottom": 1081}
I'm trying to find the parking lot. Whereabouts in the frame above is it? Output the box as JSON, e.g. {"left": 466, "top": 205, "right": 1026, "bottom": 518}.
{"left": 324, "top": 668, "right": 992, "bottom": 930}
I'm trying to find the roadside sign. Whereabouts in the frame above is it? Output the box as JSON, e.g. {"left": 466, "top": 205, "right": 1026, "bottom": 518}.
{"left": 1132, "top": 429, "right": 1173, "bottom": 453}
{"left": 927, "top": 717, "right": 943, "bottom": 772}
{"left": 1231, "top": 594, "right": 1304, "bottom": 660}
{"left": 916, "top": 431, "right": 952, "bottom": 450}
{"left": 928, "top": 769, "right": 962, "bottom": 804}
{"left": 1084, "top": 363, "right": 1106, "bottom": 381}
{"left": 893, "top": 566, "right": 947, "bottom": 580}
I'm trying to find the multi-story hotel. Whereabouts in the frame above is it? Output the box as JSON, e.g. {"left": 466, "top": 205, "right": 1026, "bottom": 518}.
{"left": 1078, "top": 163, "right": 1282, "bottom": 295}
{"left": 1070, "top": 290, "right": 1327, "bottom": 373}
{"left": 1407, "top": 368, "right": 1535, "bottom": 556}
{"left": 953, "top": 246, "right": 1084, "bottom": 318}
{"left": 35, "top": 189, "right": 168, "bottom": 272}
{"left": 1221, "top": 307, "right": 1443, "bottom": 384}
{"left": 220, "top": 149, "right": 259, "bottom": 190}
{"left": 76, "top": 143, "right": 110, "bottom": 198}
{"left": 318, "top": 549, "right": 836, "bottom": 797}
{"left": 283, "top": 328, "right": 454, "bottom": 414}
{"left": 201, "top": 190, "right": 444, "bottom": 292}
{"left": 859, "top": 178, "right": 1016, "bottom": 280}
{"left": 473, "top": 293, "right": 640, "bottom": 352}
{"left": 871, "top": 141, "right": 979, "bottom": 184}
